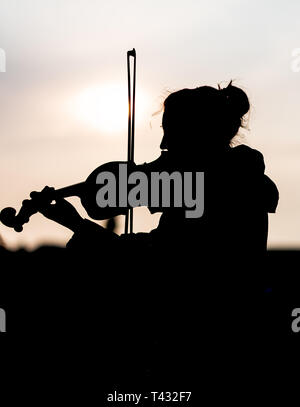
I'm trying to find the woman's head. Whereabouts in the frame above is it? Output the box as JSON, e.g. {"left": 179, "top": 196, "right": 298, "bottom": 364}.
{"left": 160, "top": 82, "right": 250, "bottom": 153}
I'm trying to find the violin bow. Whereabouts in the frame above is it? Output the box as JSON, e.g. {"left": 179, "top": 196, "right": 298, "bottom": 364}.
{"left": 125, "top": 48, "right": 136, "bottom": 234}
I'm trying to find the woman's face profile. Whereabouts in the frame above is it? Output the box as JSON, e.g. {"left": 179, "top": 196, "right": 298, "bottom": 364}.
{"left": 160, "top": 106, "right": 182, "bottom": 152}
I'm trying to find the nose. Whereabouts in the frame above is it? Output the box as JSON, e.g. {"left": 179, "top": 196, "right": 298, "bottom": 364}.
{"left": 160, "top": 133, "right": 168, "bottom": 150}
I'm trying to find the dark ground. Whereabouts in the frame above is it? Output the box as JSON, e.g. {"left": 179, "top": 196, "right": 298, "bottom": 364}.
{"left": 0, "top": 247, "right": 299, "bottom": 399}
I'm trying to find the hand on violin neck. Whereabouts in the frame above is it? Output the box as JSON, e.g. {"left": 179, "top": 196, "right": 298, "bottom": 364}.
{"left": 30, "top": 186, "right": 54, "bottom": 207}
{"left": 30, "top": 186, "right": 83, "bottom": 232}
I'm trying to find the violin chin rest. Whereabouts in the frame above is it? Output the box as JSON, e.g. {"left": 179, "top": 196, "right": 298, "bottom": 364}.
{"left": 0, "top": 207, "right": 17, "bottom": 228}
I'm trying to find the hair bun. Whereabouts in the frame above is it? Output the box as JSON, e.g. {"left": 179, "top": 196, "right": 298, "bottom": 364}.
{"left": 219, "top": 81, "right": 250, "bottom": 118}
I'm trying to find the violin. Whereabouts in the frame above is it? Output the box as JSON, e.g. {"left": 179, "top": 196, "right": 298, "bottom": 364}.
{"left": 0, "top": 49, "right": 138, "bottom": 234}
{"left": 0, "top": 161, "right": 135, "bottom": 232}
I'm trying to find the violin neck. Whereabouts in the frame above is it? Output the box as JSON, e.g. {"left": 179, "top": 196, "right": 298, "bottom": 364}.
{"left": 55, "top": 182, "right": 85, "bottom": 199}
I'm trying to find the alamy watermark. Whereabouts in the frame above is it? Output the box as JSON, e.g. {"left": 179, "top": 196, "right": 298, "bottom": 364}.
{"left": 291, "top": 48, "right": 300, "bottom": 73}
{"left": 291, "top": 308, "right": 300, "bottom": 333}
{"left": 95, "top": 164, "right": 204, "bottom": 218}
{"left": 0, "top": 308, "right": 6, "bottom": 332}
{"left": 0, "top": 48, "right": 6, "bottom": 72}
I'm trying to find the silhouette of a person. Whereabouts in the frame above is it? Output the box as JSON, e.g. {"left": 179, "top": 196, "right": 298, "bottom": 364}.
{"left": 33, "top": 82, "right": 279, "bottom": 260}
{"left": 9, "top": 82, "right": 281, "bottom": 383}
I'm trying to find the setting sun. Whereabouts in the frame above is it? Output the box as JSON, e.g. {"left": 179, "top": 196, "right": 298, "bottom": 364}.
{"left": 73, "top": 83, "right": 147, "bottom": 134}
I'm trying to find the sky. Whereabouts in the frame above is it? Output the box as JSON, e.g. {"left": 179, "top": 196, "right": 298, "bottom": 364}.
{"left": 0, "top": 0, "right": 300, "bottom": 249}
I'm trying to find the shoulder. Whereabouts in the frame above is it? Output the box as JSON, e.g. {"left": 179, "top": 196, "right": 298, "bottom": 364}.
{"left": 229, "top": 144, "right": 265, "bottom": 173}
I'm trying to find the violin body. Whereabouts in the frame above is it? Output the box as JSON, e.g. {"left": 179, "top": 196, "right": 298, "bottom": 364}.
{"left": 81, "top": 161, "right": 134, "bottom": 220}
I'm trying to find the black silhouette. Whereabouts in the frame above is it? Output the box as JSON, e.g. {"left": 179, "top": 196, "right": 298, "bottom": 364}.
{"left": 24, "top": 83, "right": 279, "bottom": 258}
{"left": 3, "top": 82, "right": 296, "bottom": 391}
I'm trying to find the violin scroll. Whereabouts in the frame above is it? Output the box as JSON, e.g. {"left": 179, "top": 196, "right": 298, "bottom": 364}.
{"left": 0, "top": 199, "right": 38, "bottom": 232}
{"left": 0, "top": 207, "right": 20, "bottom": 231}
